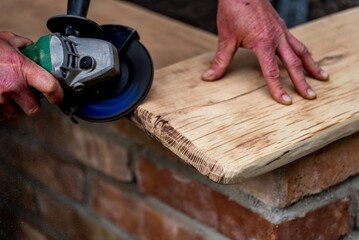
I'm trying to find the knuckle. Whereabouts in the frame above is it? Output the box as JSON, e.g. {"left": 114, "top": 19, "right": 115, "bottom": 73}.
{"left": 257, "top": 43, "right": 273, "bottom": 53}
{"left": 43, "top": 79, "right": 58, "bottom": 94}
{"left": 257, "top": 26, "right": 284, "bottom": 44}
{"left": 289, "top": 57, "right": 303, "bottom": 69}
{"left": 19, "top": 57, "right": 33, "bottom": 73}
{"left": 253, "top": 44, "right": 275, "bottom": 59}
{"left": 213, "top": 40, "right": 237, "bottom": 69}
{"left": 297, "top": 44, "right": 310, "bottom": 57}
{"left": 266, "top": 68, "right": 281, "bottom": 81}
{"left": 212, "top": 55, "right": 228, "bottom": 69}
{"left": 218, "top": 38, "right": 237, "bottom": 51}
{"left": 42, "top": 80, "right": 63, "bottom": 104}
{"left": 258, "top": 30, "right": 273, "bottom": 42}
{"left": 294, "top": 75, "right": 308, "bottom": 86}
{"left": 260, "top": 27, "right": 273, "bottom": 37}
{"left": 254, "top": 37, "right": 277, "bottom": 54}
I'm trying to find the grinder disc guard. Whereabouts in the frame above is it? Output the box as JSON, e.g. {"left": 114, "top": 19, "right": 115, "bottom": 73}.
{"left": 59, "top": 25, "right": 153, "bottom": 122}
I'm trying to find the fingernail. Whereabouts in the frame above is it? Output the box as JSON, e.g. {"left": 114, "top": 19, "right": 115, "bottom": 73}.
{"left": 281, "top": 94, "right": 292, "bottom": 104}
{"left": 307, "top": 88, "right": 317, "bottom": 98}
{"left": 202, "top": 69, "right": 215, "bottom": 80}
{"left": 320, "top": 69, "right": 329, "bottom": 79}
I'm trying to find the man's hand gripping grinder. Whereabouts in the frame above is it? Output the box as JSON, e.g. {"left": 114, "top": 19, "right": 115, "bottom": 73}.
{"left": 21, "top": 0, "right": 153, "bottom": 122}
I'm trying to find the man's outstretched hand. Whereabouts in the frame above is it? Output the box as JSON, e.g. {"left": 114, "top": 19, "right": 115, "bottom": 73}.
{"left": 202, "top": 0, "right": 329, "bottom": 104}
{"left": 0, "top": 31, "right": 63, "bottom": 120}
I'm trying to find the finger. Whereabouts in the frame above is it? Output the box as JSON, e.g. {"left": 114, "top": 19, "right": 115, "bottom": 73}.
{"left": 0, "top": 101, "right": 19, "bottom": 118}
{"left": 202, "top": 40, "right": 237, "bottom": 81}
{"left": 277, "top": 41, "right": 316, "bottom": 100}
{"left": 12, "top": 35, "right": 33, "bottom": 49}
{"left": 254, "top": 45, "right": 292, "bottom": 105}
{"left": 21, "top": 58, "right": 64, "bottom": 105}
{"left": 11, "top": 87, "right": 41, "bottom": 116}
{"left": 0, "top": 32, "right": 33, "bottom": 49}
{"left": 287, "top": 33, "right": 329, "bottom": 80}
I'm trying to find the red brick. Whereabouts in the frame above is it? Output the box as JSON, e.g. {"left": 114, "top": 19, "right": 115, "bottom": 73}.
{"left": 277, "top": 198, "right": 352, "bottom": 240}
{"left": 237, "top": 132, "right": 359, "bottom": 207}
{"left": 28, "top": 109, "right": 132, "bottom": 181}
{"left": 37, "top": 190, "right": 128, "bottom": 240}
{"left": 213, "top": 191, "right": 277, "bottom": 239}
{"left": 137, "top": 159, "right": 275, "bottom": 239}
{"left": 0, "top": 164, "right": 35, "bottom": 211}
{"left": 137, "top": 159, "right": 217, "bottom": 228}
{"left": 0, "top": 139, "right": 85, "bottom": 202}
{"left": 136, "top": 159, "right": 353, "bottom": 240}
{"left": 92, "top": 178, "right": 204, "bottom": 240}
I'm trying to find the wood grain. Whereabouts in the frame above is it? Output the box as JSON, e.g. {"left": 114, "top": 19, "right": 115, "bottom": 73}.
{"left": 132, "top": 7, "right": 359, "bottom": 184}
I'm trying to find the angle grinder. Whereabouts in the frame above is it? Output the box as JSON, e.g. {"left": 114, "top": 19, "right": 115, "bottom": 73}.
{"left": 21, "top": 0, "right": 153, "bottom": 122}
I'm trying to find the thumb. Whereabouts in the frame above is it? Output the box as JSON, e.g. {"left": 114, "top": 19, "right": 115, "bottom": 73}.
{"left": 0, "top": 32, "right": 33, "bottom": 49}
{"left": 22, "top": 57, "right": 64, "bottom": 104}
{"left": 12, "top": 35, "right": 33, "bottom": 49}
{"left": 202, "top": 40, "right": 236, "bottom": 81}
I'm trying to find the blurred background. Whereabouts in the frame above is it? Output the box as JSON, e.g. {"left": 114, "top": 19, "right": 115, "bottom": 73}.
{"left": 123, "top": 0, "right": 359, "bottom": 32}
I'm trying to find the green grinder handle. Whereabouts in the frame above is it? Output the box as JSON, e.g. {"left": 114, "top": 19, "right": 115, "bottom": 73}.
{"left": 21, "top": 34, "right": 53, "bottom": 99}
{"left": 21, "top": 34, "right": 53, "bottom": 73}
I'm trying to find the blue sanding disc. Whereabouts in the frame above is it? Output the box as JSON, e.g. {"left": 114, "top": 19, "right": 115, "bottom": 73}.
{"left": 74, "top": 25, "right": 153, "bottom": 122}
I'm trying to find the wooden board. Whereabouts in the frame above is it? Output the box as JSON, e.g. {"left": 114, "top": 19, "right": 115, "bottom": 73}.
{"left": 131, "top": 7, "right": 359, "bottom": 184}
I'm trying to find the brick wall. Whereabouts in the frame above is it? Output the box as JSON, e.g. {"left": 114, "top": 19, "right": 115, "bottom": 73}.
{"left": 1, "top": 102, "right": 359, "bottom": 240}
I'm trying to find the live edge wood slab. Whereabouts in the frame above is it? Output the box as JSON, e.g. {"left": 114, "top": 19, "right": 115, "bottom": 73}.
{"left": 131, "top": 7, "right": 359, "bottom": 184}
